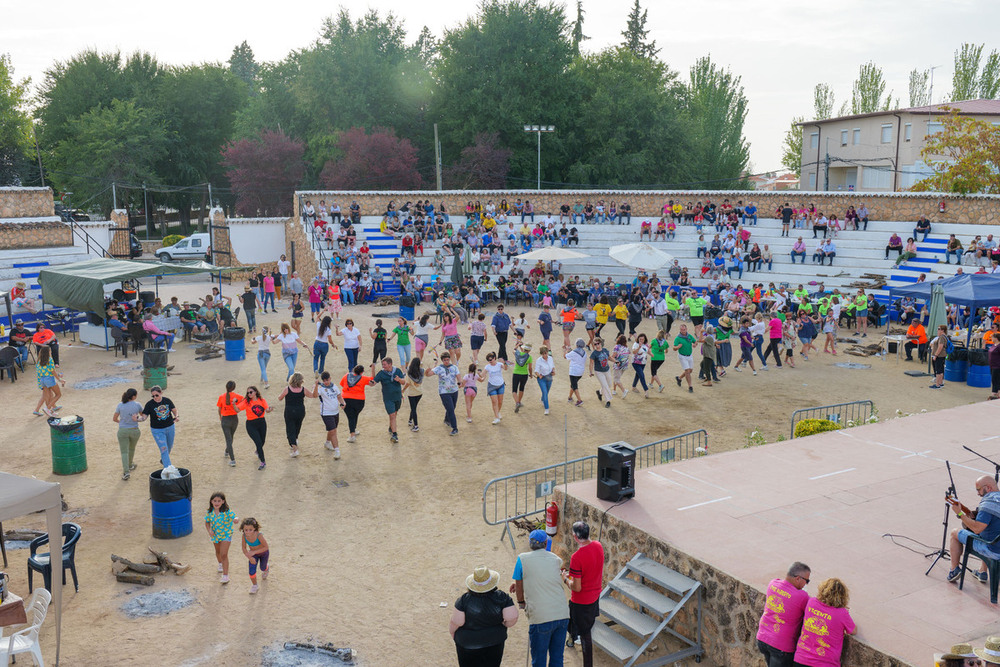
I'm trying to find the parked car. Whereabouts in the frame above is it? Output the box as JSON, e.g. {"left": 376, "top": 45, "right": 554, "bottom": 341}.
{"left": 129, "top": 233, "right": 143, "bottom": 258}
{"left": 154, "top": 233, "right": 211, "bottom": 262}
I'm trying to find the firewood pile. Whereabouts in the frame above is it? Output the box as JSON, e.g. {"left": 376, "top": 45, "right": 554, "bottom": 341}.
{"left": 843, "top": 342, "right": 885, "bottom": 357}
{"left": 847, "top": 273, "right": 887, "bottom": 290}
{"left": 111, "top": 547, "right": 191, "bottom": 586}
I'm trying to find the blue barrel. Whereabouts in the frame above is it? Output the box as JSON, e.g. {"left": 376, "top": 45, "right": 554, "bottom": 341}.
{"left": 944, "top": 359, "right": 968, "bottom": 383}
{"left": 223, "top": 327, "right": 245, "bottom": 361}
{"left": 399, "top": 295, "right": 415, "bottom": 322}
{"left": 968, "top": 364, "right": 991, "bottom": 388}
{"left": 149, "top": 468, "right": 193, "bottom": 539}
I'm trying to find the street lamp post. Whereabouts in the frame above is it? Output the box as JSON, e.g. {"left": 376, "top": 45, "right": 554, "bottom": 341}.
{"left": 523, "top": 124, "right": 555, "bottom": 191}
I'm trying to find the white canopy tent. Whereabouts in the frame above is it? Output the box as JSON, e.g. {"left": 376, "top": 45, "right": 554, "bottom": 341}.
{"left": 0, "top": 472, "right": 63, "bottom": 664}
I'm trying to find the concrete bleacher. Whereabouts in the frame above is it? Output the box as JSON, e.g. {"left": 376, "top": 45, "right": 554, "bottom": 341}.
{"left": 1, "top": 245, "right": 95, "bottom": 341}
{"left": 298, "top": 214, "right": 996, "bottom": 307}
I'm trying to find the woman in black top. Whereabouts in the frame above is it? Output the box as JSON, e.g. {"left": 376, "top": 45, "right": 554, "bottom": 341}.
{"left": 278, "top": 372, "right": 315, "bottom": 458}
{"left": 142, "top": 386, "right": 178, "bottom": 467}
{"left": 627, "top": 296, "right": 645, "bottom": 337}
{"left": 449, "top": 565, "right": 518, "bottom": 667}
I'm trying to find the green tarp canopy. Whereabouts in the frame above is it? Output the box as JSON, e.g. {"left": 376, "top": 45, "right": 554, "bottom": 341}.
{"left": 38, "top": 258, "right": 244, "bottom": 315}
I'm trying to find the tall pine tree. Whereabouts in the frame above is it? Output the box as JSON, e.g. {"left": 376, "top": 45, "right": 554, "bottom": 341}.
{"left": 572, "top": 1, "right": 589, "bottom": 55}
{"left": 622, "top": 0, "right": 659, "bottom": 60}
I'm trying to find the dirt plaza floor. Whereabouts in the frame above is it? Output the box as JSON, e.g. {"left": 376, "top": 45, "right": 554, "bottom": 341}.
{"left": 0, "top": 279, "right": 985, "bottom": 666}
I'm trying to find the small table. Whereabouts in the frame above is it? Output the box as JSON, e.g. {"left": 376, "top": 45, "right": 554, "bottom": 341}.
{"left": 883, "top": 335, "right": 906, "bottom": 363}
{"left": 0, "top": 591, "right": 27, "bottom": 627}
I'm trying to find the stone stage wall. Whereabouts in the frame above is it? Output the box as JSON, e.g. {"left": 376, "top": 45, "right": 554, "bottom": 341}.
{"left": 297, "top": 189, "right": 1000, "bottom": 227}
{"left": 0, "top": 186, "right": 54, "bottom": 219}
{"left": 551, "top": 488, "right": 910, "bottom": 667}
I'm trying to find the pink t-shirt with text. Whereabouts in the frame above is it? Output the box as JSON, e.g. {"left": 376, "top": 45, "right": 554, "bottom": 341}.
{"left": 755, "top": 578, "right": 808, "bottom": 652}
{"left": 793, "top": 598, "right": 856, "bottom": 667}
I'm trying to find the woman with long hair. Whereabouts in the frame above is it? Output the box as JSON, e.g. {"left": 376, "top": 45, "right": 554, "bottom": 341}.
{"left": 630, "top": 333, "right": 650, "bottom": 397}
{"left": 113, "top": 387, "right": 147, "bottom": 480}
{"left": 339, "top": 364, "right": 372, "bottom": 443}
{"left": 479, "top": 352, "right": 508, "bottom": 425}
{"left": 217, "top": 380, "right": 241, "bottom": 466}
{"left": 414, "top": 313, "right": 433, "bottom": 361}
{"left": 275, "top": 322, "right": 310, "bottom": 380}
{"left": 338, "top": 319, "right": 363, "bottom": 370}
{"left": 33, "top": 345, "right": 64, "bottom": 416}
{"left": 279, "top": 372, "right": 314, "bottom": 458}
{"left": 236, "top": 386, "right": 273, "bottom": 470}
{"left": 404, "top": 357, "right": 423, "bottom": 432}
{"left": 611, "top": 335, "right": 631, "bottom": 397}
{"left": 534, "top": 345, "right": 555, "bottom": 415}
{"left": 437, "top": 312, "right": 463, "bottom": 363}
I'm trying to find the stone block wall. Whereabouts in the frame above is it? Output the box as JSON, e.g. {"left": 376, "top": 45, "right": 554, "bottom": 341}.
{"left": 209, "top": 207, "right": 232, "bottom": 267}
{"left": 551, "top": 488, "right": 909, "bottom": 667}
{"left": 297, "top": 189, "right": 1000, "bottom": 226}
{"left": 0, "top": 221, "right": 71, "bottom": 249}
{"left": 284, "top": 217, "right": 319, "bottom": 280}
{"left": 108, "top": 209, "right": 131, "bottom": 258}
{"left": 0, "top": 187, "right": 54, "bottom": 219}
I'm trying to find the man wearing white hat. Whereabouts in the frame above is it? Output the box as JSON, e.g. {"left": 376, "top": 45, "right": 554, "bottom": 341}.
{"left": 977, "top": 637, "right": 1000, "bottom": 666}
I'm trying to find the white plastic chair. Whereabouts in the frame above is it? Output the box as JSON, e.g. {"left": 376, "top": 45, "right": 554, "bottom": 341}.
{"left": 0, "top": 587, "right": 51, "bottom": 666}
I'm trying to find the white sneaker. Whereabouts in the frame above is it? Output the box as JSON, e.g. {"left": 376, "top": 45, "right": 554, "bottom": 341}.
{"left": 218, "top": 563, "right": 224, "bottom": 572}
{"left": 622, "top": 389, "right": 629, "bottom": 398}
{"left": 221, "top": 574, "right": 229, "bottom": 584}
{"left": 492, "top": 418, "right": 501, "bottom": 425}
{"left": 466, "top": 418, "right": 473, "bottom": 423}
{"left": 734, "top": 365, "right": 742, "bottom": 372}
{"left": 249, "top": 584, "right": 259, "bottom": 594}
{"left": 290, "top": 449, "right": 300, "bottom": 458}
{"left": 544, "top": 409, "right": 549, "bottom": 415}
{"left": 325, "top": 441, "right": 335, "bottom": 451}
{"left": 333, "top": 447, "right": 341, "bottom": 460}
{"left": 347, "top": 435, "right": 356, "bottom": 443}
{"left": 753, "top": 371, "right": 758, "bottom": 376}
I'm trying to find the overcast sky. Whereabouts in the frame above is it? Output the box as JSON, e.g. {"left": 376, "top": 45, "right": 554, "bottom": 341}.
{"left": 4, "top": 0, "right": 998, "bottom": 180}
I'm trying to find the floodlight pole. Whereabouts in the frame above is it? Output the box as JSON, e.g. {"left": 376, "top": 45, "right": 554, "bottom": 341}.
{"left": 524, "top": 124, "right": 555, "bottom": 191}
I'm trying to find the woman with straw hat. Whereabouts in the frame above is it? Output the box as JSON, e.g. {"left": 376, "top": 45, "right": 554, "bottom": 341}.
{"left": 976, "top": 638, "right": 1000, "bottom": 666}
{"left": 449, "top": 565, "right": 518, "bottom": 667}
{"left": 939, "top": 642, "right": 986, "bottom": 666}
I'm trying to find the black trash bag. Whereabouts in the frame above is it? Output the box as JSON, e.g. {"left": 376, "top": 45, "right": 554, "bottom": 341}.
{"left": 223, "top": 327, "right": 245, "bottom": 341}
{"left": 149, "top": 468, "right": 192, "bottom": 502}
{"left": 47, "top": 416, "right": 84, "bottom": 433}
{"left": 968, "top": 348, "right": 989, "bottom": 366}
{"left": 704, "top": 305, "right": 723, "bottom": 320}
{"left": 143, "top": 348, "right": 168, "bottom": 369}
{"left": 948, "top": 347, "right": 969, "bottom": 362}
{"left": 399, "top": 295, "right": 415, "bottom": 308}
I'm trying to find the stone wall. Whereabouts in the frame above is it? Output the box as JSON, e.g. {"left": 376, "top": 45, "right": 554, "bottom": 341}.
{"left": 0, "top": 187, "right": 54, "bottom": 219}
{"left": 297, "top": 189, "right": 1000, "bottom": 226}
{"left": 209, "top": 207, "right": 232, "bottom": 267}
{"left": 108, "top": 209, "right": 131, "bottom": 258}
{"left": 284, "top": 217, "right": 319, "bottom": 280}
{"left": 0, "top": 221, "right": 71, "bottom": 249}
{"left": 552, "top": 488, "right": 909, "bottom": 667}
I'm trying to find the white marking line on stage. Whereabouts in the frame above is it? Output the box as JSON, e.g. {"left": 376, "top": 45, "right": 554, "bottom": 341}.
{"left": 678, "top": 496, "right": 732, "bottom": 511}
{"left": 672, "top": 470, "right": 730, "bottom": 492}
{"left": 901, "top": 450, "right": 933, "bottom": 459}
{"left": 981, "top": 436, "right": 1000, "bottom": 442}
{"left": 644, "top": 471, "right": 694, "bottom": 491}
{"left": 809, "top": 468, "right": 856, "bottom": 480}
{"left": 867, "top": 441, "right": 990, "bottom": 473}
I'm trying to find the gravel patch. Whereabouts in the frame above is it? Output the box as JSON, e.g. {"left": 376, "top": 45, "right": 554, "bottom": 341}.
{"left": 120, "top": 589, "right": 195, "bottom": 618}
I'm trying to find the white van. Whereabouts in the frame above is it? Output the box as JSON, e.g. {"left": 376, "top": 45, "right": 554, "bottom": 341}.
{"left": 155, "top": 233, "right": 211, "bottom": 262}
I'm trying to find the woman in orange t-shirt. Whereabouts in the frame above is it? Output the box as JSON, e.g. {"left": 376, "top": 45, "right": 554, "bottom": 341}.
{"left": 339, "top": 364, "right": 373, "bottom": 443}
{"left": 236, "top": 386, "right": 272, "bottom": 470}
{"left": 217, "top": 380, "right": 241, "bottom": 466}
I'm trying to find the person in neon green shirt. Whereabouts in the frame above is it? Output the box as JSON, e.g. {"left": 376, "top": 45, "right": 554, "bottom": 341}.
{"left": 798, "top": 299, "right": 813, "bottom": 315}
{"left": 854, "top": 290, "right": 870, "bottom": 337}
{"left": 650, "top": 329, "right": 670, "bottom": 392}
{"left": 684, "top": 291, "right": 708, "bottom": 336}
{"left": 672, "top": 324, "right": 697, "bottom": 392}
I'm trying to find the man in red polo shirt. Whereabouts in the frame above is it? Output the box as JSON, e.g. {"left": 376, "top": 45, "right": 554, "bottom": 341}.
{"left": 562, "top": 521, "right": 604, "bottom": 667}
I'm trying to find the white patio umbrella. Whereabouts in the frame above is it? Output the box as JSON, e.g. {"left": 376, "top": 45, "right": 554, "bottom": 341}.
{"left": 608, "top": 242, "right": 675, "bottom": 270}
{"left": 516, "top": 247, "right": 589, "bottom": 261}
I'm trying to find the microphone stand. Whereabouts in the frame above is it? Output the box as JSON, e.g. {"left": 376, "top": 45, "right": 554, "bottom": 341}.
{"left": 963, "top": 445, "right": 1000, "bottom": 484}
{"left": 926, "top": 460, "right": 959, "bottom": 576}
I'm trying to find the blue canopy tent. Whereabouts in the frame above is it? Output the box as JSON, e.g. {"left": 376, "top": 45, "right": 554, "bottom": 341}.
{"left": 888, "top": 274, "right": 1000, "bottom": 343}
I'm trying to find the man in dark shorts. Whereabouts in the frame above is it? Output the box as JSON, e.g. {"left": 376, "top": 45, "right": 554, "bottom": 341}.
{"left": 562, "top": 521, "right": 604, "bottom": 666}
{"left": 780, "top": 203, "right": 793, "bottom": 237}
{"left": 370, "top": 358, "right": 405, "bottom": 442}
{"left": 929, "top": 324, "right": 948, "bottom": 390}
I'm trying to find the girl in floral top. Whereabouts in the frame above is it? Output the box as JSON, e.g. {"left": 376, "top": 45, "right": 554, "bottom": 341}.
{"left": 33, "top": 345, "right": 64, "bottom": 417}
{"left": 205, "top": 492, "right": 238, "bottom": 584}
{"left": 611, "top": 335, "right": 632, "bottom": 398}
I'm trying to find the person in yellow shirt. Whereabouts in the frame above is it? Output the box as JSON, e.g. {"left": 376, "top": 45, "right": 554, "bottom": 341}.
{"left": 482, "top": 215, "right": 496, "bottom": 231}
{"left": 593, "top": 296, "right": 612, "bottom": 338}
{"left": 612, "top": 298, "right": 629, "bottom": 338}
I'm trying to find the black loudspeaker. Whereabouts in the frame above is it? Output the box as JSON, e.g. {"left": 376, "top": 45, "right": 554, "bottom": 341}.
{"left": 597, "top": 442, "right": 636, "bottom": 502}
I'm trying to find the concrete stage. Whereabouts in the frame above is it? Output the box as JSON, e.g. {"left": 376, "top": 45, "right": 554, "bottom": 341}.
{"left": 565, "top": 401, "right": 1000, "bottom": 666}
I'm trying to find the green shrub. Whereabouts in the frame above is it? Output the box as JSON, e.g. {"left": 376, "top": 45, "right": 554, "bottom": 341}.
{"left": 161, "top": 234, "right": 183, "bottom": 248}
{"left": 793, "top": 418, "right": 842, "bottom": 438}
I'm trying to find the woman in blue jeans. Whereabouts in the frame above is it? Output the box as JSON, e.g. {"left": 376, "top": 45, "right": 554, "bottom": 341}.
{"left": 313, "top": 316, "right": 338, "bottom": 375}
{"left": 142, "top": 386, "right": 178, "bottom": 467}
{"left": 533, "top": 346, "right": 555, "bottom": 415}
{"left": 275, "top": 322, "right": 310, "bottom": 380}
{"left": 253, "top": 327, "right": 277, "bottom": 389}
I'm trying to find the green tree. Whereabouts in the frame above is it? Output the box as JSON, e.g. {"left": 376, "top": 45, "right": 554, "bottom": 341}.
{"left": 849, "top": 61, "right": 895, "bottom": 114}
{"left": 51, "top": 100, "right": 170, "bottom": 213}
{"left": 564, "top": 47, "right": 688, "bottom": 186}
{"left": 910, "top": 108, "right": 1000, "bottom": 194}
{"left": 0, "top": 54, "right": 34, "bottom": 185}
{"left": 685, "top": 55, "right": 749, "bottom": 188}
{"left": 813, "top": 83, "right": 835, "bottom": 119}
{"left": 621, "top": 0, "right": 658, "bottom": 60}
{"left": 908, "top": 69, "right": 930, "bottom": 107}
{"left": 780, "top": 116, "right": 804, "bottom": 176}
{"left": 951, "top": 43, "right": 1000, "bottom": 100}
{"left": 228, "top": 41, "right": 259, "bottom": 87}
{"left": 572, "top": 0, "right": 589, "bottom": 55}
{"left": 433, "top": 0, "right": 575, "bottom": 186}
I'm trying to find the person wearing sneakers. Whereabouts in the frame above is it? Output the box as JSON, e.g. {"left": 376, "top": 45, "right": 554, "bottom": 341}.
{"left": 929, "top": 325, "right": 949, "bottom": 390}
{"left": 315, "top": 372, "right": 345, "bottom": 459}
{"left": 511, "top": 342, "right": 533, "bottom": 413}
{"left": 239, "top": 517, "right": 269, "bottom": 595}
{"left": 511, "top": 529, "right": 571, "bottom": 667}
{"left": 854, "top": 290, "right": 870, "bottom": 337}
{"left": 756, "top": 561, "right": 811, "bottom": 667}
{"left": 370, "top": 357, "right": 406, "bottom": 443}
{"left": 565, "top": 338, "right": 588, "bottom": 406}
{"left": 534, "top": 346, "right": 555, "bottom": 415}
{"left": 947, "top": 476, "right": 1000, "bottom": 584}
{"left": 426, "top": 351, "right": 462, "bottom": 436}
{"left": 649, "top": 329, "right": 670, "bottom": 391}
{"left": 672, "top": 324, "right": 697, "bottom": 393}
{"left": 563, "top": 521, "right": 604, "bottom": 665}
{"left": 589, "top": 337, "right": 613, "bottom": 407}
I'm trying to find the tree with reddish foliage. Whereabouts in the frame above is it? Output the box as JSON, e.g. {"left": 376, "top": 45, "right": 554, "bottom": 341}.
{"left": 319, "top": 127, "right": 422, "bottom": 190}
{"left": 444, "top": 132, "right": 512, "bottom": 189}
{"left": 221, "top": 129, "right": 305, "bottom": 216}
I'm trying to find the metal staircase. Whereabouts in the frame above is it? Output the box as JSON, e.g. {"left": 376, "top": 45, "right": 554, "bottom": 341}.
{"left": 592, "top": 552, "right": 704, "bottom": 666}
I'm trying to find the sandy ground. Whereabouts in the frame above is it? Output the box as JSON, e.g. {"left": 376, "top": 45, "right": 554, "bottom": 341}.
{"left": 0, "top": 279, "right": 986, "bottom": 666}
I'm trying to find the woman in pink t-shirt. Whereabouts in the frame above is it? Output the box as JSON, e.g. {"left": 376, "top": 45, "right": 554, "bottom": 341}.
{"left": 793, "top": 578, "right": 856, "bottom": 667}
